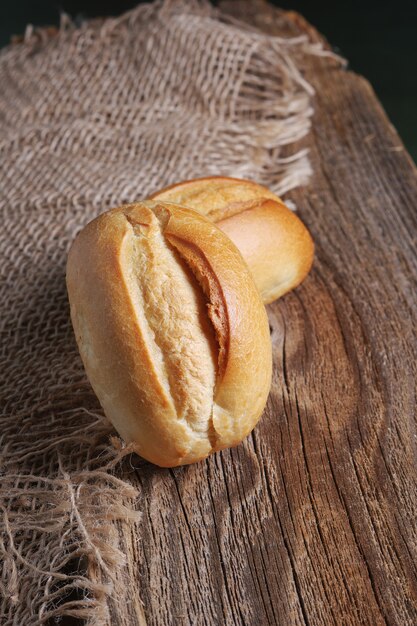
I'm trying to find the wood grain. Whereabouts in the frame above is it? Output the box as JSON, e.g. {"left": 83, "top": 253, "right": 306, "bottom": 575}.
{"left": 109, "top": 2, "right": 417, "bottom": 624}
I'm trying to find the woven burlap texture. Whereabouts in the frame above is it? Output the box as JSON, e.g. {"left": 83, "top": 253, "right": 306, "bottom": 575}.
{"left": 0, "top": 0, "right": 331, "bottom": 623}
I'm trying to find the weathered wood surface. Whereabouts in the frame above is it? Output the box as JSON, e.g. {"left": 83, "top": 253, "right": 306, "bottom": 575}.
{"left": 110, "top": 2, "right": 417, "bottom": 624}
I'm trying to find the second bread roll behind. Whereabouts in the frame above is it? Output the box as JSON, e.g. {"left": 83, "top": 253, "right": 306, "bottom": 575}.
{"left": 66, "top": 201, "right": 272, "bottom": 467}
{"left": 150, "top": 176, "right": 314, "bottom": 304}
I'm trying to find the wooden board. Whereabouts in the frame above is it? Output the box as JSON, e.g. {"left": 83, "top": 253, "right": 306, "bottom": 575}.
{"left": 110, "top": 2, "right": 417, "bottom": 624}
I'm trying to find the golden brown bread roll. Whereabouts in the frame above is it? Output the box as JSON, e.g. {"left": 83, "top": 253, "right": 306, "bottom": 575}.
{"left": 66, "top": 201, "right": 272, "bottom": 467}
{"left": 149, "top": 176, "right": 314, "bottom": 304}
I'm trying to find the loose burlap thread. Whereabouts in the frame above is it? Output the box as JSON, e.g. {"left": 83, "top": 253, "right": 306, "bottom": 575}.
{"left": 0, "top": 1, "right": 334, "bottom": 623}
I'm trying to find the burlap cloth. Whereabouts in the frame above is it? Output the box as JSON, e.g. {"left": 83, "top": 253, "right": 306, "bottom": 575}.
{"left": 0, "top": 1, "right": 335, "bottom": 623}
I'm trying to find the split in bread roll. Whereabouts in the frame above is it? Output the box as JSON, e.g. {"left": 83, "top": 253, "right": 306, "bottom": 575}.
{"left": 149, "top": 176, "right": 314, "bottom": 304}
{"left": 66, "top": 201, "right": 272, "bottom": 467}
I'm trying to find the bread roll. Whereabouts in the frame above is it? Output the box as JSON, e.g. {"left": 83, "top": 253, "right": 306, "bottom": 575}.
{"left": 66, "top": 201, "right": 272, "bottom": 467}
{"left": 149, "top": 176, "right": 314, "bottom": 304}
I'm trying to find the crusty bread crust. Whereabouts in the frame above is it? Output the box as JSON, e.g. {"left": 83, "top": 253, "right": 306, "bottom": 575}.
{"left": 66, "top": 201, "right": 272, "bottom": 467}
{"left": 149, "top": 176, "right": 314, "bottom": 303}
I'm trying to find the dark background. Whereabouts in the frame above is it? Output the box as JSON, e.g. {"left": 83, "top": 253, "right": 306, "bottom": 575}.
{"left": 1, "top": 0, "right": 416, "bottom": 162}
